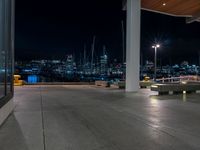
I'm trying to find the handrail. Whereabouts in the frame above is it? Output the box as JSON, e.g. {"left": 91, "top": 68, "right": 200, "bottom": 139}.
{"left": 156, "top": 75, "right": 200, "bottom": 83}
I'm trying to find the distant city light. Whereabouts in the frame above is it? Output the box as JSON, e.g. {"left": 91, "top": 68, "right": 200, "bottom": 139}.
{"left": 14, "top": 51, "right": 200, "bottom": 83}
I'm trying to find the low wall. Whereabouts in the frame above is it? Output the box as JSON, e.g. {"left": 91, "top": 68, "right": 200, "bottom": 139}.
{"left": 0, "top": 99, "right": 14, "bottom": 126}
{"left": 25, "top": 82, "right": 95, "bottom": 85}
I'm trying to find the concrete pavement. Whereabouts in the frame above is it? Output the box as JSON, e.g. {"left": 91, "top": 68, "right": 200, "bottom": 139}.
{"left": 0, "top": 85, "right": 200, "bottom": 150}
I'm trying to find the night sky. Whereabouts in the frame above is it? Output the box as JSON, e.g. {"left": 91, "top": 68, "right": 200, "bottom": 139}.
{"left": 15, "top": 0, "right": 200, "bottom": 65}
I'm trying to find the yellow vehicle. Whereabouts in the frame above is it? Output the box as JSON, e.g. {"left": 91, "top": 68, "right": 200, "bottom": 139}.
{"left": 14, "top": 75, "right": 23, "bottom": 86}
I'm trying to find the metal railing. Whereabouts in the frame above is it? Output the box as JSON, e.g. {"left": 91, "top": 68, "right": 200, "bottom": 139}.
{"left": 156, "top": 75, "right": 200, "bottom": 83}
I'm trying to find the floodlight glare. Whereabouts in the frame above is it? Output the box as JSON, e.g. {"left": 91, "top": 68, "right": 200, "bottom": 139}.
{"left": 156, "top": 44, "right": 160, "bottom": 48}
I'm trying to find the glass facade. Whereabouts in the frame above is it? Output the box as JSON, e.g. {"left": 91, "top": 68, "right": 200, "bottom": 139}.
{"left": 0, "top": 0, "right": 14, "bottom": 108}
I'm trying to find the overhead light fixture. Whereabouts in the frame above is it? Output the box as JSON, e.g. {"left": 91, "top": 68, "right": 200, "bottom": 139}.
{"left": 163, "top": 3, "right": 166, "bottom": 6}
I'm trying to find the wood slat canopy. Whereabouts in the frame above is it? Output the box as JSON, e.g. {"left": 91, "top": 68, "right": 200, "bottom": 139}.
{"left": 141, "top": 0, "right": 200, "bottom": 17}
{"left": 123, "top": 0, "right": 200, "bottom": 23}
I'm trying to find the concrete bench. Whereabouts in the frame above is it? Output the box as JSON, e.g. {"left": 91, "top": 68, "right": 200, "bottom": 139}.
{"left": 118, "top": 81, "right": 125, "bottom": 89}
{"left": 95, "top": 81, "right": 110, "bottom": 87}
{"left": 109, "top": 81, "right": 125, "bottom": 89}
{"left": 110, "top": 81, "right": 154, "bottom": 89}
{"left": 140, "top": 81, "right": 154, "bottom": 88}
{"left": 151, "top": 83, "right": 200, "bottom": 95}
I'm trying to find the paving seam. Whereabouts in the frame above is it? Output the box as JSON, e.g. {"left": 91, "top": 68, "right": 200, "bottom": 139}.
{"left": 39, "top": 86, "right": 46, "bottom": 150}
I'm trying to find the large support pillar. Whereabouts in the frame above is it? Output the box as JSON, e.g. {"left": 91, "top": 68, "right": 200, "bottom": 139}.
{"left": 126, "top": 0, "right": 141, "bottom": 92}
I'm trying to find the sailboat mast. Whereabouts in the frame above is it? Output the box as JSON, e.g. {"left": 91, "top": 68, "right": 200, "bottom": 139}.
{"left": 84, "top": 44, "right": 86, "bottom": 66}
{"left": 121, "top": 20, "right": 125, "bottom": 64}
{"left": 91, "top": 36, "right": 96, "bottom": 73}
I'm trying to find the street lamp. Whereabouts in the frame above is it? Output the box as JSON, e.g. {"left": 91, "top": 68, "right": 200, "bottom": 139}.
{"left": 152, "top": 44, "right": 160, "bottom": 81}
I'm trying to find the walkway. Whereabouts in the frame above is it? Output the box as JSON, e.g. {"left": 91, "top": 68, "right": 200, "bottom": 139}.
{"left": 0, "top": 85, "right": 200, "bottom": 150}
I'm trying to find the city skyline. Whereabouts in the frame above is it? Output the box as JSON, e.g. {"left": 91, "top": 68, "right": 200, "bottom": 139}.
{"left": 15, "top": 54, "right": 200, "bottom": 84}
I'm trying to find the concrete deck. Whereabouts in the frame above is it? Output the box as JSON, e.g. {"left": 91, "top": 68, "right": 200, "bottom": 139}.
{"left": 0, "top": 85, "right": 200, "bottom": 150}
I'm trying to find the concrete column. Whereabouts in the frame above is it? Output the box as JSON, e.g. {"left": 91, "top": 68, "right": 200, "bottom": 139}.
{"left": 126, "top": 0, "right": 141, "bottom": 92}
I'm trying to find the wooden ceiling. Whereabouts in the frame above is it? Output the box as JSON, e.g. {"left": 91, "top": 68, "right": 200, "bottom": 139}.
{"left": 141, "top": 0, "right": 200, "bottom": 17}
